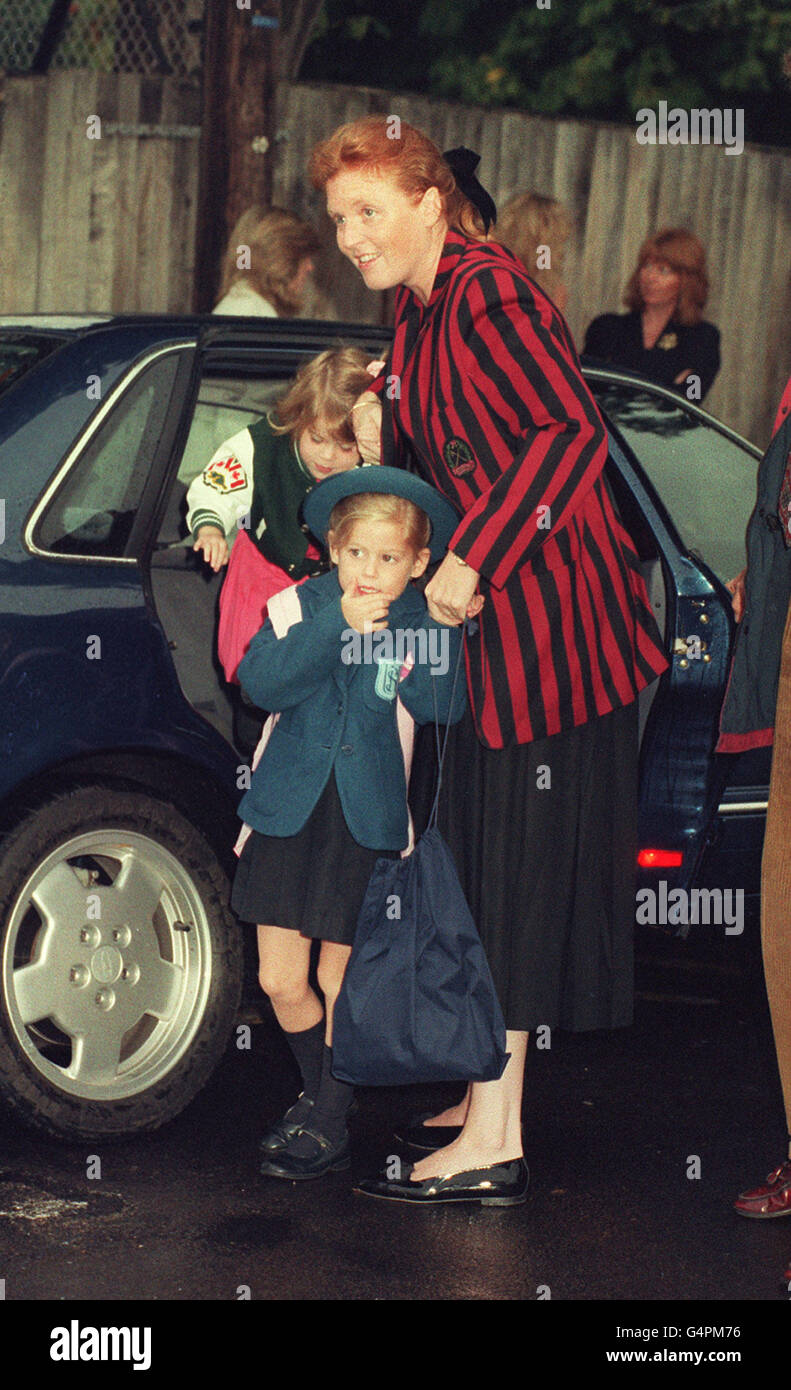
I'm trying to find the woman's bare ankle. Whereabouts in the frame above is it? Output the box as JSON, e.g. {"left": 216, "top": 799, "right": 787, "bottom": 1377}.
{"left": 425, "top": 1099, "right": 470, "bottom": 1127}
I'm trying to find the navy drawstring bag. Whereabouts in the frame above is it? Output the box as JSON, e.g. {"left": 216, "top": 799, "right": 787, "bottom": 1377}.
{"left": 331, "top": 631, "right": 509, "bottom": 1086}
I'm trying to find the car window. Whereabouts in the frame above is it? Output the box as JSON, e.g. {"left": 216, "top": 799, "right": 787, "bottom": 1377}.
{"left": 0, "top": 332, "right": 62, "bottom": 399}
{"left": 177, "top": 376, "right": 286, "bottom": 485}
{"left": 154, "top": 373, "right": 292, "bottom": 548}
{"left": 36, "top": 350, "right": 182, "bottom": 558}
{"left": 589, "top": 380, "right": 757, "bottom": 583}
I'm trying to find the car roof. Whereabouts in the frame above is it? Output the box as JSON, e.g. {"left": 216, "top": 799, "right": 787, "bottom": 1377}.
{"left": 0, "top": 315, "right": 758, "bottom": 454}
{"left": 0, "top": 312, "right": 384, "bottom": 341}
{"left": 0, "top": 314, "right": 113, "bottom": 331}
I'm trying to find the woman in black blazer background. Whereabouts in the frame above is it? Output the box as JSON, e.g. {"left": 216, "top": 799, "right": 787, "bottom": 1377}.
{"left": 583, "top": 227, "right": 720, "bottom": 402}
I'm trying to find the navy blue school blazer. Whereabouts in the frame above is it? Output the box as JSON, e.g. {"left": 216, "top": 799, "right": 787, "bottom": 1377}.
{"left": 236, "top": 572, "right": 467, "bottom": 850}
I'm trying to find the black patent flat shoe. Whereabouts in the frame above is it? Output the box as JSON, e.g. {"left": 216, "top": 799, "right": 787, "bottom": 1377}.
{"left": 354, "top": 1156, "right": 529, "bottom": 1206}
{"left": 259, "top": 1125, "right": 350, "bottom": 1181}
{"left": 259, "top": 1094, "right": 315, "bottom": 1154}
{"left": 393, "top": 1121, "right": 463, "bottom": 1151}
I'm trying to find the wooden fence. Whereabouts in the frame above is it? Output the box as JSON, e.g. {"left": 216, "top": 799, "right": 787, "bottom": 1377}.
{"left": 1, "top": 70, "right": 789, "bottom": 446}
{"left": 0, "top": 70, "right": 201, "bottom": 316}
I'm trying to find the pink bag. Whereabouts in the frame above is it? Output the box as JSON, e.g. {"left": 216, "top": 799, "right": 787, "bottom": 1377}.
{"left": 234, "top": 583, "right": 304, "bottom": 856}
{"left": 217, "top": 528, "right": 298, "bottom": 684}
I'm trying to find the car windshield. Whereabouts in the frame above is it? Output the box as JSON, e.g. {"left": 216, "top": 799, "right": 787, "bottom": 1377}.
{"left": 0, "top": 333, "right": 62, "bottom": 399}
{"left": 589, "top": 378, "right": 758, "bottom": 584}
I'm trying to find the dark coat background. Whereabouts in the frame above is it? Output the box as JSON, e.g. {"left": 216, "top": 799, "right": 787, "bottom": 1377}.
{"left": 718, "top": 408, "right": 791, "bottom": 751}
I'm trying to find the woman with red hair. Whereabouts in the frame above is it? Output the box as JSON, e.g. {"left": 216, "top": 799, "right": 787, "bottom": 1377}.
{"left": 583, "top": 228, "right": 720, "bottom": 401}
{"left": 308, "top": 116, "right": 667, "bottom": 1206}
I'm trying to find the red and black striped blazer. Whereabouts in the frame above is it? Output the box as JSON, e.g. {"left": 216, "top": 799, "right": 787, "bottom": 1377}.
{"left": 379, "top": 230, "right": 668, "bottom": 749}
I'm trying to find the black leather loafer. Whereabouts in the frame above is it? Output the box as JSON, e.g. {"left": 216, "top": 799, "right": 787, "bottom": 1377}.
{"left": 259, "top": 1094, "right": 315, "bottom": 1154}
{"left": 393, "top": 1112, "right": 463, "bottom": 1151}
{"left": 354, "top": 1156, "right": 529, "bottom": 1206}
{"left": 259, "top": 1125, "right": 350, "bottom": 1181}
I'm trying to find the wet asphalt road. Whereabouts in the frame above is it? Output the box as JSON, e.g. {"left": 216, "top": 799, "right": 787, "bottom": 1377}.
{"left": 1, "top": 920, "right": 790, "bottom": 1321}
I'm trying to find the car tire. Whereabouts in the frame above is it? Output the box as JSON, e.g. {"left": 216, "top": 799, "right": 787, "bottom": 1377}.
{"left": 0, "top": 786, "right": 242, "bottom": 1141}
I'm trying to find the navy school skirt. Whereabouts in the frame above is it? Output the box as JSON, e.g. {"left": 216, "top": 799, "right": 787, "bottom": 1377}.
{"left": 231, "top": 772, "right": 399, "bottom": 946}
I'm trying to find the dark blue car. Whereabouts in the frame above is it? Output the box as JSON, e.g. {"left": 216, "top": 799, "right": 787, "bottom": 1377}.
{"left": 0, "top": 315, "right": 767, "bottom": 1140}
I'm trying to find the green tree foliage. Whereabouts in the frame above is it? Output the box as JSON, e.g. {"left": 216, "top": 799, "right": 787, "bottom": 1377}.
{"left": 300, "top": 0, "right": 791, "bottom": 147}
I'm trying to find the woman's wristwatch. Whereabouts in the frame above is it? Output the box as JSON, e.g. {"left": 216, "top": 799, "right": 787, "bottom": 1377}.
{"left": 451, "top": 552, "right": 469, "bottom": 568}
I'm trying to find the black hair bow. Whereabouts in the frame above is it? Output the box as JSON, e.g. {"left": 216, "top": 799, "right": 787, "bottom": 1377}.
{"left": 442, "top": 147, "right": 497, "bottom": 232}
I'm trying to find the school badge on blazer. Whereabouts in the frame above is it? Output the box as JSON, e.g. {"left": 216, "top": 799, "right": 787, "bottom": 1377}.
{"left": 443, "top": 438, "right": 475, "bottom": 476}
{"left": 374, "top": 659, "right": 401, "bottom": 700}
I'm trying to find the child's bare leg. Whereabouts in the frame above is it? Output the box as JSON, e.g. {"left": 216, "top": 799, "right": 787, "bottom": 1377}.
{"left": 257, "top": 924, "right": 321, "bottom": 1032}
{"left": 316, "top": 940, "right": 352, "bottom": 1044}
{"left": 261, "top": 941, "right": 356, "bottom": 1170}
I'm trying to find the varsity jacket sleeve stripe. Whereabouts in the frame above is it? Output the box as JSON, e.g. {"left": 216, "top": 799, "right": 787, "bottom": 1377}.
{"left": 185, "top": 427, "right": 255, "bottom": 540}
{"left": 446, "top": 267, "right": 608, "bottom": 588}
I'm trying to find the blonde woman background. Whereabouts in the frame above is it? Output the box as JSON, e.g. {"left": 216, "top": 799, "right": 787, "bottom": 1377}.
{"left": 496, "top": 190, "right": 572, "bottom": 313}
{"left": 213, "top": 206, "right": 321, "bottom": 318}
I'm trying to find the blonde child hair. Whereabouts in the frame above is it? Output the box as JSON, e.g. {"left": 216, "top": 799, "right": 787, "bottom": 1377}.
{"left": 269, "top": 347, "right": 375, "bottom": 445}
{"left": 327, "top": 492, "right": 431, "bottom": 553}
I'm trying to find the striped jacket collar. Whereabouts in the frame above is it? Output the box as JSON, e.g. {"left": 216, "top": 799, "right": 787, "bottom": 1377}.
{"left": 426, "top": 230, "right": 472, "bottom": 308}
{"left": 397, "top": 230, "right": 477, "bottom": 320}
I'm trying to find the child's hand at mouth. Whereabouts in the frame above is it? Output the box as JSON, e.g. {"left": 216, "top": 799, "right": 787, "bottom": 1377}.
{"left": 341, "top": 588, "right": 390, "bottom": 633}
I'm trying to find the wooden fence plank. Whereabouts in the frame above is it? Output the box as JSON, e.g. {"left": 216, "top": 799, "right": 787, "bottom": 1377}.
{"left": 60, "top": 70, "right": 99, "bottom": 313}
{"left": 112, "top": 74, "right": 141, "bottom": 311}
{"left": 87, "top": 72, "right": 120, "bottom": 315}
{"left": 0, "top": 76, "right": 47, "bottom": 312}
{"left": 38, "top": 71, "right": 79, "bottom": 310}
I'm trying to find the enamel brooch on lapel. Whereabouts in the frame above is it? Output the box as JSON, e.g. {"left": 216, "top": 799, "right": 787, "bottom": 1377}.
{"left": 443, "top": 438, "right": 475, "bottom": 475}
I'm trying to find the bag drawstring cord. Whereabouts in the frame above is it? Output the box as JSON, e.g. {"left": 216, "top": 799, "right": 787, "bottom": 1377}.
{"left": 428, "top": 620, "right": 468, "bottom": 831}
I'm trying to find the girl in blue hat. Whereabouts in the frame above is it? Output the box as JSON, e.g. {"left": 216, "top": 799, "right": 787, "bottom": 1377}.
{"left": 231, "top": 468, "right": 467, "bottom": 1180}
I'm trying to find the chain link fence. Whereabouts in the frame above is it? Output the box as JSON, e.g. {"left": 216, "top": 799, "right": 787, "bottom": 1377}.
{"left": 0, "top": 0, "right": 205, "bottom": 79}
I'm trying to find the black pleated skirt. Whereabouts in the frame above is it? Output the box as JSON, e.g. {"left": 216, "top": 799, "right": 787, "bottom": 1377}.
{"left": 409, "top": 700, "right": 639, "bottom": 1032}
{"left": 231, "top": 773, "right": 398, "bottom": 945}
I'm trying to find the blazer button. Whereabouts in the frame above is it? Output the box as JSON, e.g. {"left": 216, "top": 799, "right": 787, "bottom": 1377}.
{"left": 337, "top": 705, "right": 344, "bottom": 715}
{"left": 300, "top": 522, "right": 310, "bottom": 533}
{"left": 341, "top": 744, "right": 353, "bottom": 754}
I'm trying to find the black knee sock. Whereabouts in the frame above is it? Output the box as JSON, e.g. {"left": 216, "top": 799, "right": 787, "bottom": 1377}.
{"left": 311, "top": 1044, "right": 355, "bottom": 1144}
{"left": 283, "top": 1019, "right": 325, "bottom": 1102}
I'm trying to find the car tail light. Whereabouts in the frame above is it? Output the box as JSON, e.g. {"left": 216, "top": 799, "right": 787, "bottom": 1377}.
{"left": 638, "top": 849, "right": 684, "bottom": 868}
